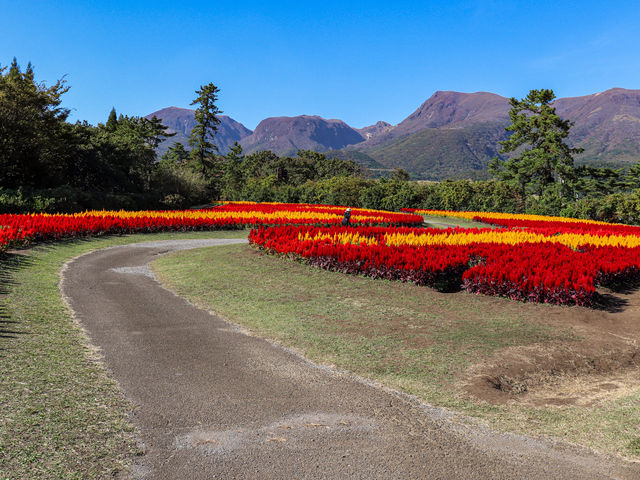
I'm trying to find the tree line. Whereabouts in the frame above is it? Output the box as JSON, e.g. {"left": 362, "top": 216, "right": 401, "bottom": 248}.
{"left": 1, "top": 58, "right": 640, "bottom": 224}
{"left": 0, "top": 59, "right": 368, "bottom": 211}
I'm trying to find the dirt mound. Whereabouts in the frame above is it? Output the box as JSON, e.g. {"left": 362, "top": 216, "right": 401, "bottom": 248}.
{"left": 464, "top": 283, "right": 640, "bottom": 406}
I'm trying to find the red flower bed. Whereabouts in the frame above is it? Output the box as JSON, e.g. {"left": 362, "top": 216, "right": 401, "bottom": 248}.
{"left": 0, "top": 203, "right": 423, "bottom": 251}
{"left": 250, "top": 225, "right": 472, "bottom": 291}
{"left": 473, "top": 216, "right": 640, "bottom": 237}
{"left": 250, "top": 224, "right": 640, "bottom": 307}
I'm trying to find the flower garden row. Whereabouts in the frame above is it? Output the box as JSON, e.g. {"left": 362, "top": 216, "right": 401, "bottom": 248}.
{"left": 401, "top": 208, "right": 640, "bottom": 236}
{"left": 250, "top": 210, "right": 640, "bottom": 307}
{"left": 0, "top": 203, "right": 422, "bottom": 254}
{"left": 2, "top": 202, "right": 640, "bottom": 306}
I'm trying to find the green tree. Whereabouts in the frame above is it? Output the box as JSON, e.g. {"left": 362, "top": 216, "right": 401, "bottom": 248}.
{"left": 221, "top": 142, "right": 245, "bottom": 199}
{"left": 100, "top": 114, "right": 172, "bottom": 191}
{"left": 160, "top": 142, "right": 190, "bottom": 167}
{"left": 307, "top": 150, "right": 361, "bottom": 179}
{"left": 489, "top": 89, "right": 582, "bottom": 201}
{"left": 623, "top": 163, "right": 640, "bottom": 191}
{"left": 390, "top": 168, "right": 410, "bottom": 182}
{"left": 106, "top": 107, "right": 118, "bottom": 131}
{"left": 188, "top": 83, "right": 222, "bottom": 174}
{"left": 574, "top": 165, "right": 625, "bottom": 197}
{"left": 0, "top": 58, "right": 70, "bottom": 188}
{"left": 138, "top": 115, "right": 173, "bottom": 151}
{"left": 135, "top": 115, "right": 174, "bottom": 189}
{"left": 242, "top": 150, "right": 280, "bottom": 178}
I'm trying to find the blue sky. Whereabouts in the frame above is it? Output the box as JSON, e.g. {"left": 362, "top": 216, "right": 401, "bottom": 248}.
{"left": 1, "top": 0, "right": 638, "bottom": 129}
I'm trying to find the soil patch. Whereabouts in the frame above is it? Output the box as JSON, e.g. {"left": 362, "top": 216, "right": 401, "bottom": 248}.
{"left": 464, "top": 283, "right": 640, "bottom": 406}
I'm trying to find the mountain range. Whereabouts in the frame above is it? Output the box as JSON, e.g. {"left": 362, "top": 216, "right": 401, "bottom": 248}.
{"left": 146, "top": 88, "right": 640, "bottom": 179}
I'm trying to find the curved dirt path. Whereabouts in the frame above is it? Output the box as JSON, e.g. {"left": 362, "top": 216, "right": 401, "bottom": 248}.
{"left": 60, "top": 239, "right": 639, "bottom": 479}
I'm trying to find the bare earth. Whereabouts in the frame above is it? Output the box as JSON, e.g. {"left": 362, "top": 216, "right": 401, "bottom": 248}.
{"left": 60, "top": 239, "right": 640, "bottom": 479}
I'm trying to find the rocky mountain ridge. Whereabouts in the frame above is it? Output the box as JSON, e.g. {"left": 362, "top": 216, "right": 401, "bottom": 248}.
{"left": 147, "top": 87, "right": 640, "bottom": 178}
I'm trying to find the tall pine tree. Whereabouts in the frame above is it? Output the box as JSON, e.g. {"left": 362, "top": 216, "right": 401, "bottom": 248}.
{"left": 489, "top": 89, "right": 582, "bottom": 201}
{"left": 106, "top": 107, "right": 118, "bottom": 131}
{"left": 188, "top": 83, "right": 222, "bottom": 174}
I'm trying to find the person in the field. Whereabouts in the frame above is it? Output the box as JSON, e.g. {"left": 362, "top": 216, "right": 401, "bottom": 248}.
{"left": 342, "top": 207, "right": 351, "bottom": 226}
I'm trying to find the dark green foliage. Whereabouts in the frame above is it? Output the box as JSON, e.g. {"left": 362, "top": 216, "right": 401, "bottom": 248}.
{"left": 562, "top": 190, "right": 640, "bottom": 224}
{"left": 624, "top": 164, "right": 640, "bottom": 191}
{"left": 323, "top": 149, "right": 385, "bottom": 172}
{"left": 63, "top": 113, "right": 171, "bottom": 194}
{"left": 296, "top": 176, "right": 372, "bottom": 206}
{"left": 106, "top": 107, "right": 118, "bottom": 131}
{"left": 219, "top": 149, "right": 364, "bottom": 202}
{"left": 152, "top": 161, "right": 208, "bottom": 209}
{"left": 221, "top": 142, "right": 245, "bottom": 200}
{"left": 489, "top": 89, "right": 582, "bottom": 201}
{"left": 390, "top": 168, "right": 411, "bottom": 182}
{"left": 0, "top": 187, "right": 56, "bottom": 213}
{"left": 160, "top": 142, "right": 190, "bottom": 167}
{"left": 0, "top": 186, "right": 161, "bottom": 213}
{"left": 188, "top": 83, "right": 222, "bottom": 173}
{"left": 573, "top": 165, "right": 626, "bottom": 198}
{"left": 0, "top": 59, "right": 173, "bottom": 211}
{"left": 0, "top": 58, "right": 70, "bottom": 188}
{"left": 410, "top": 180, "right": 524, "bottom": 213}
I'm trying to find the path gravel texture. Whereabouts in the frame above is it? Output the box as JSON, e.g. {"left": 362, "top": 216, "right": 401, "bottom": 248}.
{"left": 60, "top": 239, "right": 639, "bottom": 479}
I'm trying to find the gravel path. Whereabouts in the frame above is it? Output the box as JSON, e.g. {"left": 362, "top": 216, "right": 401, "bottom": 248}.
{"left": 60, "top": 238, "right": 639, "bottom": 479}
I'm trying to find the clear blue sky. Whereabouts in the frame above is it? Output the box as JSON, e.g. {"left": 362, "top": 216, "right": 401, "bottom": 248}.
{"left": 1, "top": 0, "right": 638, "bottom": 129}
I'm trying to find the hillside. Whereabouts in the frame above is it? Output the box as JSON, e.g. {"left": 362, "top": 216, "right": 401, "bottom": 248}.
{"left": 554, "top": 88, "right": 640, "bottom": 165}
{"left": 351, "top": 88, "right": 640, "bottom": 178}
{"left": 363, "top": 122, "right": 506, "bottom": 179}
{"left": 240, "top": 115, "right": 364, "bottom": 155}
{"left": 145, "top": 107, "right": 252, "bottom": 155}
{"left": 356, "top": 121, "right": 394, "bottom": 141}
{"left": 321, "top": 149, "right": 387, "bottom": 173}
{"left": 392, "top": 91, "right": 510, "bottom": 135}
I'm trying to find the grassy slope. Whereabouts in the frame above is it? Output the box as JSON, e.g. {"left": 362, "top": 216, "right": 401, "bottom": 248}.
{"left": 364, "top": 122, "right": 506, "bottom": 180}
{"left": 422, "top": 215, "right": 496, "bottom": 229}
{"left": 153, "top": 241, "right": 640, "bottom": 458}
{"left": 0, "top": 230, "right": 248, "bottom": 479}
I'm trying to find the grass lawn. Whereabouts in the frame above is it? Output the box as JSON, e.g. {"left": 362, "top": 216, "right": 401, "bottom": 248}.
{"left": 152, "top": 236, "right": 640, "bottom": 459}
{"left": 0, "top": 230, "right": 248, "bottom": 479}
{"left": 421, "top": 214, "right": 497, "bottom": 229}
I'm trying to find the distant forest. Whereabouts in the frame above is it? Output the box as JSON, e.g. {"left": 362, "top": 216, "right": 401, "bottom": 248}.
{"left": 1, "top": 59, "right": 640, "bottom": 224}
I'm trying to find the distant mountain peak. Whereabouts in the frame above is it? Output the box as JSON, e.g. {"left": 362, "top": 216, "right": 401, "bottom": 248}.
{"left": 240, "top": 115, "right": 364, "bottom": 155}
{"left": 145, "top": 107, "right": 252, "bottom": 155}
{"left": 388, "top": 91, "right": 511, "bottom": 141}
{"left": 356, "top": 121, "right": 394, "bottom": 141}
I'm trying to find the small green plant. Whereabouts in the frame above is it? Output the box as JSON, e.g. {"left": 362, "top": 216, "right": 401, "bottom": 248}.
{"left": 628, "top": 437, "right": 640, "bottom": 456}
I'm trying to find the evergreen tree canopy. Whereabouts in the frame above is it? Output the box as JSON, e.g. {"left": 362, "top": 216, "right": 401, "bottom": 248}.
{"left": 489, "top": 89, "right": 582, "bottom": 199}
{"left": 160, "top": 142, "right": 190, "bottom": 167}
{"left": 106, "top": 107, "right": 118, "bottom": 131}
{"left": 188, "top": 83, "right": 222, "bottom": 173}
{"left": 624, "top": 163, "right": 640, "bottom": 191}
{"left": 0, "top": 58, "right": 70, "bottom": 188}
{"left": 574, "top": 165, "right": 626, "bottom": 197}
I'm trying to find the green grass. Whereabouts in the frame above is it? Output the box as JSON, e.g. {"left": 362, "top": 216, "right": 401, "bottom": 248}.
{"left": 153, "top": 245, "right": 561, "bottom": 402}
{"left": 0, "top": 230, "right": 248, "bottom": 479}
{"left": 421, "top": 214, "right": 496, "bottom": 229}
{"left": 152, "top": 243, "right": 640, "bottom": 458}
